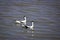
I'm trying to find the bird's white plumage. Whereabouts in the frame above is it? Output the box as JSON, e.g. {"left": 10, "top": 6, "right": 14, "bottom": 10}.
{"left": 27, "top": 21, "right": 34, "bottom": 30}
{"left": 22, "top": 21, "right": 34, "bottom": 30}
{"left": 16, "top": 20, "right": 21, "bottom": 23}
{"left": 15, "top": 16, "right": 34, "bottom": 30}
{"left": 15, "top": 16, "right": 26, "bottom": 25}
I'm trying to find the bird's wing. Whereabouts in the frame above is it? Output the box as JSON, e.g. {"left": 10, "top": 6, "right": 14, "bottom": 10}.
{"left": 21, "top": 20, "right": 25, "bottom": 22}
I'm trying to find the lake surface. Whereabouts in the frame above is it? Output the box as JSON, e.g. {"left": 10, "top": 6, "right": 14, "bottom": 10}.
{"left": 0, "top": 0, "right": 60, "bottom": 40}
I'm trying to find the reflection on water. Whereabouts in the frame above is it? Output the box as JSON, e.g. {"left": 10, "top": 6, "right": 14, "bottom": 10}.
{"left": 0, "top": 0, "right": 60, "bottom": 40}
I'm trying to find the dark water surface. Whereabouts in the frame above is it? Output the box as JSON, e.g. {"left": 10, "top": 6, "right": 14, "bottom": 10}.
{"left": 0, "top": 0, "right": 60, "bottom": 40}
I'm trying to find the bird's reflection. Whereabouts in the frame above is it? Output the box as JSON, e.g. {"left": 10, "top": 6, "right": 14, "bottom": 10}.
{"left": 31, "top": 31, "right": 34, "bottom": 36}
{"left": 15, "top": 24, "right": 21, "bottom": 26}
{"left": 15, "top": 23, "right": 34, "bottom": 37}
{"left": 27, "top": 30, "right": 34, "bottom": 37}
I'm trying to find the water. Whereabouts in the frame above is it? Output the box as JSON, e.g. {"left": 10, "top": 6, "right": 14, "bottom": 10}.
{"left": 0, "top": 0, "right": 60, "bottom": 40}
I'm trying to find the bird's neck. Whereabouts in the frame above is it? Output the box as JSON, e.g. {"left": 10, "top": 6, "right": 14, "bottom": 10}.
{"left": 24, "top": 17, "right": 26, "bottom": 25}
{"left": 24, "top": 17, "right": 26, "bottom": 21}
{"left": 32, "top": 22, "right": 34, "bottom": 27}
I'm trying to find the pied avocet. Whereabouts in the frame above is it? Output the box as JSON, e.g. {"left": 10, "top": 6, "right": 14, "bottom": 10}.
{"left": 15, "top": 16, "right": 26, "bottom": 25}
{"left": 22, "top": 21, "right": 34, "bottom": 30}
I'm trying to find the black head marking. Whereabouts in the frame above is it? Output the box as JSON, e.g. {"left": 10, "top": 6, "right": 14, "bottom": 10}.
{"left": 23, "top": 16, "right": 26, "bottom": 17}
{"left": 31, "top": 21, "right": 34, "bottom": 22}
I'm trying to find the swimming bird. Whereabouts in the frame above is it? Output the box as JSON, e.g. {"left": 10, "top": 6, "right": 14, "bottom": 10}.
{"left": 15, "top": 16, "right": 26, "bottom": 25}
{"left": 22, "top": 21, "right": 34, "bottom": 30}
